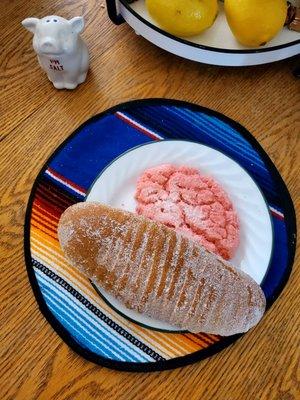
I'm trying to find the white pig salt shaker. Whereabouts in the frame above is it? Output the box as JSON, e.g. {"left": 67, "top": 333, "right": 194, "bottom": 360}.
{"left": 22, "top": 16, "right": 89, "bottom": 89}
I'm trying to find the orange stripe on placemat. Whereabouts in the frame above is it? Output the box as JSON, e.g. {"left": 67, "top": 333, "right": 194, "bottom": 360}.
{"left": 32, "top": 208, "right": 59, "bottom": 231}
{"left": 202, "top": 333, "right": 219, "bottom": 343}
{"left": 31, "top": 206, "right": 59, "bottom": 230}
{"left": 31, "top": 226, "right": 61, "bottom": 249}
{"left": 31, "top": 215, "right": 57, "bottom": 236}
{"left": 31, "top": 234, "right": 87, "bottom": 284}
{"left": 31, "top": 228, "right": 203, "bottom": 356}
{"left": 184, "top": 332, "right": 219, "bottom": 347}
{"left": 184, "top": 333, "right": 209, "bottom": 346}
{"left": 33, "top": 200, "right": 60, "bottom": 222}
{"left": 31, "top": 219, "right": 58, "bottom": 240}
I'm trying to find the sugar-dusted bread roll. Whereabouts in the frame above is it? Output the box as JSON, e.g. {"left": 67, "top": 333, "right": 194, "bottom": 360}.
{"left": 58, "top": 202, "right": 266, "bottom": 336}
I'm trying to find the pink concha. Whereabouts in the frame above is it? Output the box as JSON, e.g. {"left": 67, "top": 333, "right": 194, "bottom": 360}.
{"left": 135, "top": 164, "right": 240, "bottom": 260}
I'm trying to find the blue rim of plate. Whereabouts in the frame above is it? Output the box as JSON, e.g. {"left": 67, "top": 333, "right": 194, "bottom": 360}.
{"left": 24, "top": 99, "right": 297, "bottom": 372}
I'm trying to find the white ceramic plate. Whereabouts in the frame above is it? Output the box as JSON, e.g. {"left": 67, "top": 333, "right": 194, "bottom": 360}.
{"left": 86, "top": 140, "right": 273, "bottom": 331}
{"left": 114, "top": 0, "right": 300, "bottom": 66}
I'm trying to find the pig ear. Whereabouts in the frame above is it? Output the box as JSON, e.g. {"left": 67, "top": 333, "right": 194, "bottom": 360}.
{"left": 22, "top": 17, "right": 39, "bottom": 33}
{"left": 69, "top": 17, "right": 84, "bottom": 33}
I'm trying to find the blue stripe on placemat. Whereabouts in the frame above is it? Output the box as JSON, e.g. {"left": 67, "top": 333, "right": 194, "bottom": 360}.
{"left": 35, "top": 268, "right": 154, "bottom": 362}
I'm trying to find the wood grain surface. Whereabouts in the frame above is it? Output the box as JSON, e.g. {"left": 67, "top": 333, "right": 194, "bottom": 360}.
{"left": 1, "top": 1, "right": 299, "bottom": 399}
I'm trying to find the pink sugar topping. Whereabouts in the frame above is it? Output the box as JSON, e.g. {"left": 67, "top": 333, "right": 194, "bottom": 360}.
{"left": 135, "top": 164, "right": 240, "bottom": 260}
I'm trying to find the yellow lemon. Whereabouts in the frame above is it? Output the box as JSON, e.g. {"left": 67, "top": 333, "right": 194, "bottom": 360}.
{"left": 145, "top": 0, "right": 218, "bottom": 37}
{"left": 224, "top": 0, "right": 287, "bottom": 47}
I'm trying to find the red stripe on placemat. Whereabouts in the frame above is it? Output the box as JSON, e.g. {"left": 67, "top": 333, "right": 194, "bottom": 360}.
{"left": 34, "top": 193, "right": 67, "bottom": 215}
{"left": 41, "top": 178, "right": 80, "bottom": 203}
{"left": 115, "top": 111, "right": 163, "bottom": 141}
{"left": 270, "top": 206, "right": 284, "bottom": 220}
{"left": 32, "top": 178, "right": 79, "bottom": 234}
{"left": 33, "top": 200, "right": 60, "bottom": 222}
{"left": 46, "top": 167, "right": 86, "bottom": 196}
{"left": 36, "top": 185, "right": 73, "bottom": 209}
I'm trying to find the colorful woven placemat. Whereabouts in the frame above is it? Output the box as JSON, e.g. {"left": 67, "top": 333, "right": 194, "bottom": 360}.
{"left": 24, "top": 99, "right": 296, "bottom": 372}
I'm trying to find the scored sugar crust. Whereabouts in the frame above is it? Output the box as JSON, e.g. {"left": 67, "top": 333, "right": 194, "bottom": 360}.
{"left": 135, "top": 164, "right": 239, "bottom": 260}
{"left": 58, "top": 202, "right": 266, "bottom": 336}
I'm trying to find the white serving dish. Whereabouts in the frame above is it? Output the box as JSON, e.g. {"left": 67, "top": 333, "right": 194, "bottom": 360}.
{"left": 86, "top": 140, "right": 273, "bottom": 331}
{"left": 107, "top": 0, "right": 300, "bottom": 66}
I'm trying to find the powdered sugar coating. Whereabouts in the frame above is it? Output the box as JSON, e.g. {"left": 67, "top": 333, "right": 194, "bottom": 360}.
{"left": 135, "top": 164, "right": 240, "bottom": 260}
{"left": 58, "top": 203, "right": 266, "bottom": 336}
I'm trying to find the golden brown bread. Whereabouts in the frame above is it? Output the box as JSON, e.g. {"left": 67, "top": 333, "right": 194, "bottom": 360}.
{"left": 58, "top": 202, "right": 266, "bottom": 336}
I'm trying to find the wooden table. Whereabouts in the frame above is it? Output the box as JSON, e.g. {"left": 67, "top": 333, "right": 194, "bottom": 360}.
{"left": 1, "top": 1, "right": 299, "bottom": 399}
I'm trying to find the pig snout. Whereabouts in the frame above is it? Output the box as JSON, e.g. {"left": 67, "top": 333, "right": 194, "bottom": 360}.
{"left": 40, "top": 38, "right": 57, "bottom": 52}
{"left": 34, "top": 32, "right": 77, "bottom": 56}
{"left": 34, "top": 34, "right": 65, "bottom": 56}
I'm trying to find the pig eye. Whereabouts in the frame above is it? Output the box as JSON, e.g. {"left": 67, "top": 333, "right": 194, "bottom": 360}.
{"left": 46, "top": 19, "right": 50, "bottom": 23}
{"left": 53, "top": 19, "right": 58, "bottom": 22}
